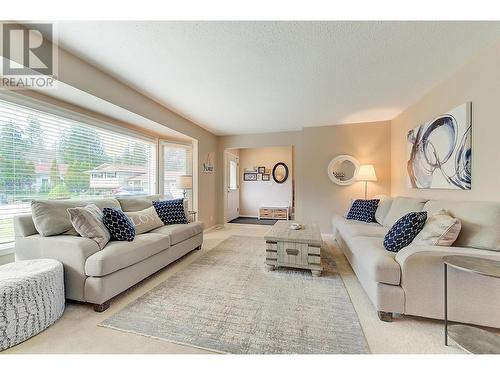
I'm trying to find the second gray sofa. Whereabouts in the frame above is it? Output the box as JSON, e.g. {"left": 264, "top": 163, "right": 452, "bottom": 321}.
{"left": 333, "top": 196, "right": 500, "bottom": 328}
{"left": 14, "top": 195, "right": 204, "bottom": 311}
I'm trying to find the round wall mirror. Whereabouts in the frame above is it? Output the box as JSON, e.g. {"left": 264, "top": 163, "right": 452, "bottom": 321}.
{"left": 327, "top": 155, "right": 360, "bottom": 186}
{"left": 272, "top": 162, "right": 289, "bottom": 184}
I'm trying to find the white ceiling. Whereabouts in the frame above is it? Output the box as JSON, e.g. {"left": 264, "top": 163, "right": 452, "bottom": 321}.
{"left": 54, "top": 21, "right": 500, "bottom": 135}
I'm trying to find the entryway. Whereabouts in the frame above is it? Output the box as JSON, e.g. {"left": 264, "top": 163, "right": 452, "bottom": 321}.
{"left": 223, "top": 146, "right": 295, "bottom": 225}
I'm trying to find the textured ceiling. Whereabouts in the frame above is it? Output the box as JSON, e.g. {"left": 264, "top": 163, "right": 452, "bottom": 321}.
{"left": 55, "top": 21, "right": 500, "bottom": 135}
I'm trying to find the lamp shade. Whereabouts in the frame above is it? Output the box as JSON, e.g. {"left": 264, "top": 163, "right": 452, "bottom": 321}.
{"left": 176, "top": 175, "right": 193, "bottom": 189}
{"left": 357, "top": 165, "right": 377, "bottom": 181}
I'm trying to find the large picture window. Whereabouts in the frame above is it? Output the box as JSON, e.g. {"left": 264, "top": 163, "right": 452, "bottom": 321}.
{"left": 0, "top": 98, "right": 157, "bottom": 249}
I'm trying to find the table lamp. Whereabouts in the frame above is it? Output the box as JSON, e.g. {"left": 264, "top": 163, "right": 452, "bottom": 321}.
{"left": 176, "top": 175, "right": 192, "bottom": 198}
{"left": 357, "top": 165, "right": 377, "bottom": 199}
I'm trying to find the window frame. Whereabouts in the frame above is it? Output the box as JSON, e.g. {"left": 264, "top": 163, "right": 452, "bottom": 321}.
{"left": 158, "top": 139, "right": 198, "bottom": 212}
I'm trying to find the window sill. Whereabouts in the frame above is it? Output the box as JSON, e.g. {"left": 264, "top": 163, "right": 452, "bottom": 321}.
{"left": 0, "top": 245, "right": 14, "bottom": 257}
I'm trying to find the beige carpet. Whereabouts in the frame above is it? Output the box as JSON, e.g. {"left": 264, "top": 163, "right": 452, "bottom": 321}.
{"left": 100, "top": 235, "right": 369, "bottom": 354}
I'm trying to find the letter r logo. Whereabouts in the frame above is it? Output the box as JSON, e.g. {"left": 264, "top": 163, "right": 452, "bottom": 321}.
{"left": 1, "top": 23, "right": 54, "bottom": 76}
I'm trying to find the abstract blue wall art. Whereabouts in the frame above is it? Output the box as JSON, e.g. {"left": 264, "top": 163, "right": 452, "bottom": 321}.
{"left": 407, "top": 103, "right": 471, "bottom": 190}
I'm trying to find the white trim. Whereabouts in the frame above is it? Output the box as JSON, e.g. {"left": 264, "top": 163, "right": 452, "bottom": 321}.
{"left": 159, "top": 140, "right": 197, "bottom": 211}
{"left": 203, "top": 225, "right": 218, "bottom": 233}
{"left": 0, "top": 246, "right": 14, "bottom": 257}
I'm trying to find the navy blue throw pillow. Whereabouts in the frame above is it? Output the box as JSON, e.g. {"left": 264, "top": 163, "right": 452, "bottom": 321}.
{"left": 383, "top": 212, "right": 427, "bottom": 252}
{"left": 346, "top": 199, "right": 380, "bottom": 223}
{"left": 153, "top": 198, "right": 188, "bottom": 225}
{"left": 102, "top": 207, "right": 136, "bottom": 241}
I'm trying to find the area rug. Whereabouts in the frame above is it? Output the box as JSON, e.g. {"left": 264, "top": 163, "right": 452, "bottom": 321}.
{"left": 99, "top": 235, "right": 369, "bottom": 354}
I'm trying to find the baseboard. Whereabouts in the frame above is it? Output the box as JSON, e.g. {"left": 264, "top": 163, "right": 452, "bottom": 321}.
{"left": 203, "top": 225, "right": 219, "bottom": 232}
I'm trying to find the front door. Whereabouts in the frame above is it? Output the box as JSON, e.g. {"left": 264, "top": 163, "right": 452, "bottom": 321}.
{"left": 226, "top": 153, "right": 239, "bottom": 222}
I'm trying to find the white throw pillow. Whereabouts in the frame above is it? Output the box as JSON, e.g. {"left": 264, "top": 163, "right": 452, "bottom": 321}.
{"left": 67, "top": 204, "right": 111, "bottom": 249}
{"left": 412, "top": 209, "right": 461, "bottom": 246}
{"left": 125, "top": 206, "right": 164, "bottom": 234}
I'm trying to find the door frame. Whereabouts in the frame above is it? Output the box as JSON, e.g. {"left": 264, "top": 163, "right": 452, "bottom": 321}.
{"left": 224, "top": 149, "right": 240, "bottom": 223}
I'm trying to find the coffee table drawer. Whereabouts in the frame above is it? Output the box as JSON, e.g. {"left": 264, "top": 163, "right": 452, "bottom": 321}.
{"left": 277, "top": 242, "right": 308, "bottom": 266}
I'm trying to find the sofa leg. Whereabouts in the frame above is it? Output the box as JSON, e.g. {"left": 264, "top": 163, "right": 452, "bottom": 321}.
{"left": 378, "top": 311, "right": 393, "bottom": 322}
{"left": 195, "top": 245, "right": 202, "bottom": 250}
{"left": 93, "top": 301, "right": 111, "bottom": 312}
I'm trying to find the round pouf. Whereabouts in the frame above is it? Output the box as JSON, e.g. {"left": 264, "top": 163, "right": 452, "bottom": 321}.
{"left": 0, "top": 259, "right": 65, "bottom": 351}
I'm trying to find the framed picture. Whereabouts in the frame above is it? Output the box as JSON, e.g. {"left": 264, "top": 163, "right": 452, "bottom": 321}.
{"left": 262, "top": 174, "right": 270, "bottom": 181}
{"left": 258, "top": 166, "right": 266, "bottom": 174}
{"left": 257, "top": 173, "right": 263, "bottom": 181}
{"left": 243, "top": 172, "right": 257, "bottom": 181}
{"left": 407, "top": 102, "right": 471, "bottom": 190}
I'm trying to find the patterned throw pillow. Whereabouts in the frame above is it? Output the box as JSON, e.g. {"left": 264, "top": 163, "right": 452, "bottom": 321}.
{"left": 67, "top": 204, "right": 110, "bottom": 249}
{"left": 153, "top": 199, "right": 188, "bottom": 225}
{"left": 346, "top": 199, "right": 380, "bottom": 223}
{"left": 383, "top": 211, "right": 427, "bottom": 252}
{"left": 102, "top": 207, "right": 136, "bottom": 241}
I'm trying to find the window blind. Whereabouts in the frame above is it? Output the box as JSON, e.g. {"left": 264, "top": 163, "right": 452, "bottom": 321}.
{"left": 162, "top": 142, "right": 193, "bottom": 206}
{"left": 0, "top": 98, "right": 157, "bottom": 248}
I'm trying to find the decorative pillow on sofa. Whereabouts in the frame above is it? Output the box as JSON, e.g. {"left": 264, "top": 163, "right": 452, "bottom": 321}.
{"left": 383, "top": 211, "right": 427, "bottom": 252}
{"left": 67, "top": 204, "right": 111, "bottom": 249}
{"left": 153, "top": 198, "right": 189, "bottom": 225}
{"left": 346, "top": 199, "right": 379, "bottom": 223}
{"left": 102, "top": 207, "right": 136, "bottom": 241}
{"left": 125, "top": 206, "right": 164, "bottom": 235}
{"left": 412, "top": 209, "right": 461, "bottom": 246}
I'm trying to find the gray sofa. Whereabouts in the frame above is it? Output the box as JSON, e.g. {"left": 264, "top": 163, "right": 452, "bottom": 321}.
{"left": 333, "top": 196, "right": 500, "bottom": 328}
{"left": 14, "top": 195, "right": 204, "bottom": 312}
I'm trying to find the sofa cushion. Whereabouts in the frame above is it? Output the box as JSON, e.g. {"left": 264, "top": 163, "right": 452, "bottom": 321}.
{"left": 343, "top": 236, "right": 401, "bottom": 285}
{"left": 382, "top": 197, "right": 428, "bottom": 227}
{"left": 423, "top": 200, "right": 500, "bottom": 251}
{"left": 375, "top": 197, "right": 393, "bottom": 225}
{"left": 117, "top": 195, "right": 162, "bottom": 212}
{"left": 85, "top": 233, "right": 170, "bottom": 277}
{"left": 346, "top": 199, "right": 379, "bottom": 223}
{"left": 384, "top": 212, "right": 427, "bottom": 252}
{"left": 150, "top": 221, "right": 204, "bottom": 245}
{"left": 332, "top": 214, "right": 388, "bottom": 238}
{"left": 31, "top": 198, "right": 121, "bottom": 236}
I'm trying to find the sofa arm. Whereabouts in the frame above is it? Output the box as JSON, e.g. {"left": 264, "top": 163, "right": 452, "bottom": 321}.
{"left": 395, "top": 245, "right": 499, "bottom": 273}
{"left": 15, "top": 234, "right": 100, "bottom": 301}
{"left": 13, "top": 214, "right": 38, "bottom": 237}
{"left": 394, "top": 244, "right": 500, "bottom": 326}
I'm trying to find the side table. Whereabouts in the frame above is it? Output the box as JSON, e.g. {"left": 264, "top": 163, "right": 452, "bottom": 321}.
{"left": 443, "top": 255, "right": 500, "bottom": 354}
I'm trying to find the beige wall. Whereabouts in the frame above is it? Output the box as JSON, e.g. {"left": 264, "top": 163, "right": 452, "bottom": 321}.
{"left": 219, "top": 121, "right": 391, "bottom": 233}
{"left": 391, "top": 40, "right": 500, "bottom": 202}
{"left": 238, "top": 146, "right": 294, "bottom": 217}
{"left": 52, "top": 46, "right": 219, "bottom": 227}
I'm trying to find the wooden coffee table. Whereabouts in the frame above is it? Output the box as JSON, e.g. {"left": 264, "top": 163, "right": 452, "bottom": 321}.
{"left": 264, "top": 221, "right": 323, "bottom": 276}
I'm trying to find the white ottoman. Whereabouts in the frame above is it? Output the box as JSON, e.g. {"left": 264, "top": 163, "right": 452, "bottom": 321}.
{"left": 0, "top": 259, "right": 65, "bottom": 351}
